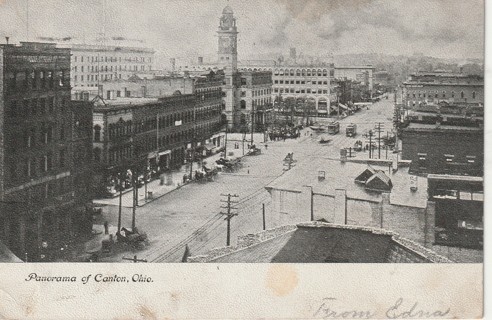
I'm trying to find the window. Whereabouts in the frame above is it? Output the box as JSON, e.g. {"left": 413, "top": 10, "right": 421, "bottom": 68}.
{"left": 444, "top": 154, "right": 454, "bottom": 163}
{"left": 461, "top": 91, "right": 464, "bottom": 99}
{"left": 59, "top": 149, "right": 65, "bottom": 167}
{"left": 472, "top": 91, "right": 476, "bottom": 99}
{"left": 16, "top": 71, "right": 27, "bottom": 88}
{"left": 94, "top": 125, "right": 101, "bottom": 142}
{"left": 417, "top": 153, "right": 427, "bottom": 168}
{"left": 466, "top": 155, "right": 476, "bottom": 164}
{"left": 451, "top": 91, "right": 455, "bottom": 98}
{"left": 48, "top": 97, "right": 54, "bottom": 113}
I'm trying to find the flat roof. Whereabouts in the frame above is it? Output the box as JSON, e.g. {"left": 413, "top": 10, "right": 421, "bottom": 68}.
{"left": 427, "top": 174, "right": 483, "bottom": 182}
{"left": 404, "top": 123, "right": 483, "bottom": 131}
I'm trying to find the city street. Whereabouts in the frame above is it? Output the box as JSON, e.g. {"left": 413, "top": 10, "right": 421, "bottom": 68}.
{"left": 92, "top": 95, "right": 397, "bottom": 262}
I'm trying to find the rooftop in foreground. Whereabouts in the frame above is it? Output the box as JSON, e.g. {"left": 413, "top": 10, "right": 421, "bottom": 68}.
{"left": 188, "top": 222, "right": 452, "bottom": 263}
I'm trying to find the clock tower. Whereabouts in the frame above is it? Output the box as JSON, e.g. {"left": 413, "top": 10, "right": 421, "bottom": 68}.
{"left": 217, "top": 5, "right": 238, "bottom": 73}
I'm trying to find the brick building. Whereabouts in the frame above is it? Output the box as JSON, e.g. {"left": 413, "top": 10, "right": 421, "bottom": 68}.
{"left": 400, "top": 104, "right": 483, "bottom": 176}
{"left": 91, "top": 74, "right": 224, "bottom": 196}
{"left": 97, "top": 75, "right": 194, "bottom": 100}
{"left": 402, "top": 71, "right": 484, "bottom": 109}
{"left": 0, "top": 42, "right": 92, "bottom": 260}
{"left": 428, "top": 175, "right": 483, "bottom": 249}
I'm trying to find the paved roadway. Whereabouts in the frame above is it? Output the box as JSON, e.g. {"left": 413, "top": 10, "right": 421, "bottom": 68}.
{"left": 96, "top": 94, "right": 396, "bottom": 262}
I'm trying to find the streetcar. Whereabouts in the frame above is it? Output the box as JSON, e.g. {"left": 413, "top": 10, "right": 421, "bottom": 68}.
{"left": 346, "top": 124, "right": 357, "bottom": 137}
{"left": 327, "top": 122, "right": 340, "bottom": 135}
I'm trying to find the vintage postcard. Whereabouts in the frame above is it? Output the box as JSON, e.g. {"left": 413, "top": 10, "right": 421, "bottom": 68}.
{"left": 0, "top": 0, "right": 485, "bottom": 319}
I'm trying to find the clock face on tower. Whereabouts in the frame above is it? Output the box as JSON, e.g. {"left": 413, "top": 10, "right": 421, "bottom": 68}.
{"left": 220, "top": 37, "right": 231, "bottom": 51}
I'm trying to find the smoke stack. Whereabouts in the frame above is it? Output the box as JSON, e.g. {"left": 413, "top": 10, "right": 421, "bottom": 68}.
{"left": 198, "top": 57, "right": 203, "bottom": 64}
{"left": 5, "top": 37, "right": 9, "bottom": 45}
{"left": 290, "top": 48, "right": 296, "bottom": 61}
{"left": 170, "top": 58, "right": 176, "bottom": 71}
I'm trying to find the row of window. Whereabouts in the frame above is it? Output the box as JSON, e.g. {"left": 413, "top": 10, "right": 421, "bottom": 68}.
{"left": 6, "top": 70, "right": 68, "bottom": 90}
{"left": 432, "top": 189, "right": 483, "bottom": 202}
{"left": 19, "top": 124, "right": 66, "bottom": 149}
{"left": 240, "top": 97, "right": 273, "bottom": 109}
{"left": 407, "top": 91, "right": 477, "bottom": 99}
{"left": 417, "top": 153, "right": 478, "bottom": 166}
{"left": 98, "top": 106, "right": 222, "bottom": 141}
{"left": 274, "top": 88, "right": 328, "bottom": 94}
{"left": 74, "top": 55, "right": 152, "bottom": 64}
{"left": 274, "top": 80, "right": 328, "bottom": 85}
{"left": 13, "top": 151, "right": 66, "bottom": 181}
{"left": 104, "top": 122, "right": 218, "bottom": 164}
{"left": 7, "top": 97, "right": 68, "bottom": 118}
{"left": 72, "top": 65, "right": 150, "bottom": 73}
{"left": 274, "top": 69, "right": 329, "bottom": 77}
{"left": 74, "top": 73, "right": 122, "bottom": 83}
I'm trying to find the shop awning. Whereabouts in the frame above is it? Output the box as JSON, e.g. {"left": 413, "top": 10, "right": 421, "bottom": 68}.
{"left": 203, "top": 144, "right": 216, "bottom": 151}
{"left": 147, "top": 151, "right": 158, "bottom": 159}
{"left": 317, "top": 110, "right": 328, "bottom": 114}
{"left": 338, "top": 103, "right": 348, "bottom": 110}
{"left": 158, "top": 150, "right": 171, "bottom": 156}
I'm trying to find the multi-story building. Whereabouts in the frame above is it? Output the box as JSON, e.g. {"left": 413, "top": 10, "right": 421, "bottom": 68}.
{"left": 400, "top": 103, "right": 483, "bottom": 176}
{"left": 428, "top": 174, "right": 483, "bottom": 249}
{"left": 91, "top": 74, "right": 224, "bottom": 196}
{"left": 239, "top": 71, "right": 273, "bottom": 132}
{"left": 0, "top": 42, "right": 92, "bottom": 260}
{"left": 334, "top": 66, "right": 374, "bottom": 92}
{"left": 238, "top": 63, "right": 333, "bottom": 117}
{"left": 402, "top": 71, "right": 484, "bottom": 109}
{"left": 97, "top": 75, "right": 195, "bottom": 100}
{"left": 65, "top": 43, "right": 155, "bottom": 100}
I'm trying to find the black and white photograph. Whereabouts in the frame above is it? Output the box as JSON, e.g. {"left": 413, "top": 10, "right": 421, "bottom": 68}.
{"left": 0, "top": 0, "right": 486, "bottom": 318}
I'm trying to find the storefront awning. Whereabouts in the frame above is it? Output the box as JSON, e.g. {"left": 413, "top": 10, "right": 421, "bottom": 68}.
{"left": 338, "top": 103, "right": 348, "bottom": 110}
{"left": 203, "top": 144, "right": 216, "bottom": 151}
{"left": 317, "top": 110, "right": 328, "bottom": 114}
{"left": 158, "top": 150, "right": 171, "bottom": 156}
{"left": 147, "top": 151, "right": 158, "bottom": 159}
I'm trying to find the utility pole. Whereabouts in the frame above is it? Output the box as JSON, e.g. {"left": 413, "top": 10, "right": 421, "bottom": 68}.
{"left": 251, "top": 104, "right": 255, "bottom": 145}
{"left": 223, "top": 120, "right": 228, "bottom": 158}
{"left": 220, "top": 193, "right": 239, "bottom": 246}
{"left": 377, "top": 122, "right": 382, "bottom": 159}
{"left": 117, "top": 172, "right": 123, "bottom": 233}
{"left": 122, "top": 255, "right": 147, "bottom": 263}
{"left": 302, "top": 185, "right": 314, "bottom": 221}
{"left": 262, "top": 203, "right": 266, "bottom": 230}
{"left": 368, "top": 130, "right": 373, "bottom": 159}
{"left": 131, "top": 169, "right": 137, "bottom": 231}
{"left": 190, "top": 103, "right": 196, "bottom": 180}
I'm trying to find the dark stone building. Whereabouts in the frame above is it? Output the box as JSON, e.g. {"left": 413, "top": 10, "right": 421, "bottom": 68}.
{"left": 428, "top": 174, "right": 483, "bottom": 249}
{"left": 400, "top": 103, "right": 483, "bottom": 176}
{"left": 0, "top": 42, "right": 92, "bottom": 261}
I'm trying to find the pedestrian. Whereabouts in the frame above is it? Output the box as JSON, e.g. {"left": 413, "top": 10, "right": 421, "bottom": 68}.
{"left": 265, "top": 144, "right": 268, "bottom": 150}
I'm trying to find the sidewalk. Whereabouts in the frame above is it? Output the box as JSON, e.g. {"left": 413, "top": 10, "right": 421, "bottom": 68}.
{"left": 92, "top": 143, "right": 250, "bottom": 208}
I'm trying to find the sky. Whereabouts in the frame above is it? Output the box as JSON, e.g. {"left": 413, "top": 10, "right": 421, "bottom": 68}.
{"left": 0, "top": 0, "right": 484, "bottom": 65}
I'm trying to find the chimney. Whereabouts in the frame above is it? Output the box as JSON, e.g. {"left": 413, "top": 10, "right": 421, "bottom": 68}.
{"left": 5, "top": 37, "right": 9, "bottom": 45}
{"left": 170, "top": 58, "right": 176, "bottom": 71}
{"left": 198, "top": 57, "right": 204, "bottom": 64}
